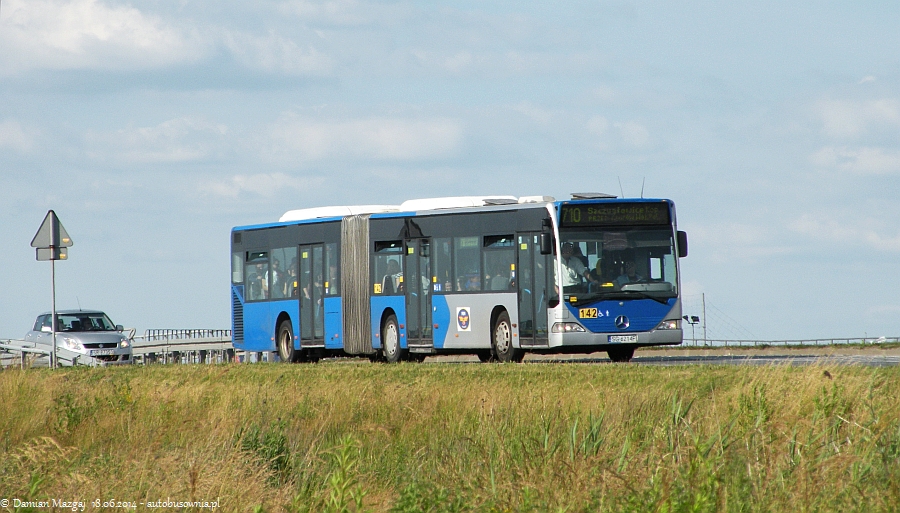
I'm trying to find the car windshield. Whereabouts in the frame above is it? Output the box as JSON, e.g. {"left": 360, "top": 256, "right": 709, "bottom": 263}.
{"left": 58, "top": 313, "right": 116, "bottom": 332}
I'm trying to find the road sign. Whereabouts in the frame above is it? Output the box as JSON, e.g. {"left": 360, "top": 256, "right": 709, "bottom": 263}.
{"left": 36, "top": 247, "right": 67, "bottom": 260}
{"left": 31, "top": 210, "right": 73, "bottom": 368}
{"left": 31, "top": 210, "right": 72, "bottom": 261}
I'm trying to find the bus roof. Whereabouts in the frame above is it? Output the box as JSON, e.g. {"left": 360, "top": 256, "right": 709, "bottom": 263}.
{"left": 278, "top": 196, "right": 557, "bottom": 223}
{"left": 279, "top": 205, "right": 401, "bottom": 223}
{"left": 234, "top": 194, "right": 676, "bottom": 232}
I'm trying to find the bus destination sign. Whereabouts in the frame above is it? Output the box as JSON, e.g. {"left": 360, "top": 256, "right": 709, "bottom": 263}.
{"left": 560, "top": 202, "right": 671, "bottom": 227}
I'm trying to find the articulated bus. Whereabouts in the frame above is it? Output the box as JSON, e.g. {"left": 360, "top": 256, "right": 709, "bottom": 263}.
{"left": 231, "top": 194, "right": 688, "bottom": 363}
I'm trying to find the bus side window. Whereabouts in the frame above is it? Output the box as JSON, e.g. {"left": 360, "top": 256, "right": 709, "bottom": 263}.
{"left": 433, "top": 238, "right": 452, "bottom": 293}
{"left": 270, "top": 247, "right": 296, "bottom": 299}
{"left": 454, "top": 237, "right": 480, "bottom": 291}
{"left": 373, "top": 241, "right": 403, "bottom": 295}
{"left": 245, "top": 251, "right": 269, "bottom": 301}
{"left": 325, "top": 243, "right": 339, "bottom": 296}
{"left": 232, "top": 252, "right": 243, "bottom": 285}
{"left": 483, "top": 235, "right": 515, "bottom": 290}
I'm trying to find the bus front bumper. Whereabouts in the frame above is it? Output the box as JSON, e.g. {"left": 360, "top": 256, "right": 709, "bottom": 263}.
{"left": 545, "top": 326, "right": 682, "bottom": 348}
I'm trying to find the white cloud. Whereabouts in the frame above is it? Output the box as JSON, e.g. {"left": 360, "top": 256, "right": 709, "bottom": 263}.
{"left": 790, "top": 213, "right": 900, "bottom": 253}
{"left": 263, "top": 115, "right": 463, "bottom": 163}
{"left": 690, "top": 222, "right": 795, "bottom": 265}
{"left": 205, "top": 173, "right": 327, "bottom": 199}
{"left": 277, "top": 0, "right": 412, "bottom": 27}
{"left": 586, "top": 115, "right": 610, "bottom": 136}
{"left": 585, "top": 116, "right": 650, "bottom": 149}
{"left": 590, "top": 86, "right": 620, "bottom": 103}
{"left": 816, "top": 98, "right": 900, "bottom": 139}
{"left": 0, "top": 120, "right": 34, "bottom": 152}
{"left": 222, "top": 30, "right": 334, "bottom": 75}
{"left": 810, "top": 146, "right": 900, "bottom": 175}
{"left": 513, "top": 102, "right": 561, "bottom": 124}
{"left": 443, "top": 52, "right": 474, "bottom": 73}
{"left": 0, "top": 0, "right": 204, "bottom": 72}
{"left": 86, "top": 117, "right": 228, "bottom": 164}
{"left": 615, "top": 121, "right": 650, "bottom": 148}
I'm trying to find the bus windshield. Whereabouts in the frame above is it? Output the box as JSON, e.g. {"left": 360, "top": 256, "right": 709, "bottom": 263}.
{"left": 558, "top": 226, "right": 678, "bottom": 302}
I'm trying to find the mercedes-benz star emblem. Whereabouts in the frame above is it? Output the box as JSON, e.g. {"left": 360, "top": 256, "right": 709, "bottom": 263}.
{"left": 615, "top": 315, "right": 630, "bottom": 330}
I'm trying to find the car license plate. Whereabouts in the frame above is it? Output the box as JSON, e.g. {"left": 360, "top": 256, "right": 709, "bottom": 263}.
{"left": 609, "top": 335, "right": 637, "bottom": 343}
{"left": 90, "top": 349, "right": 115, "bottom": 356}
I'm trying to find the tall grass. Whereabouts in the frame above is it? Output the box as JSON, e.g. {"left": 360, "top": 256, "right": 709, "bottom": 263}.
{"left": 1, "top": 362, "right": 899, "bottom": 511}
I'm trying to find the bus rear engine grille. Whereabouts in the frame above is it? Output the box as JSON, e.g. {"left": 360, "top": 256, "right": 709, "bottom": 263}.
{"left": 232, "top": 291, "right": 244, "bottom": 342}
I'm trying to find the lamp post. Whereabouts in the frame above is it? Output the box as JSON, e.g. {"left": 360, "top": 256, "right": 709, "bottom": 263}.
{"left": 682, "top": 315, "right": 700, "bottom": 345}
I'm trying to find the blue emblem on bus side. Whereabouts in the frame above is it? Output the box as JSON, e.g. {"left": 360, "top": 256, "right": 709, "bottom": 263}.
{"left": 457, "top": 308, "right": 470, "bottom": 331}
{"left": 615, "top": 315, "right": 630, "bottom": 330}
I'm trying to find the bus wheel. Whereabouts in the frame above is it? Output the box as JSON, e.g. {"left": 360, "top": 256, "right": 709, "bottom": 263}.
{"left": 492, "top": 311, "right": 523, "bottom": 363}
{"left": 607, "top": 347, "right": 635, "bottom": 363}
{"left": 382, "top": 314, "right": 404, "bottom": 363}
{"left": 277, "top": 320, "right": 298, "bottom": 363}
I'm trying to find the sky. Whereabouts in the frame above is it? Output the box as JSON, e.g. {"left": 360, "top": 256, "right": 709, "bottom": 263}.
{"left": 1, "top": 0, "right": 899, "bottom": 341}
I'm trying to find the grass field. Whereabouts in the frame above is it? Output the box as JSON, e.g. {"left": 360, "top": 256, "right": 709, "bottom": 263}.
{"left": 2, "top": 361, "right": 899, "bottom": 512}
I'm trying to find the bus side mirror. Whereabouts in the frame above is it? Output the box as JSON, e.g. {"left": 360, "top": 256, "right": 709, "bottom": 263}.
{"left": 540, "top": 232, "right": 553, "bottom": 255}
{"left": 677, "top": 231, "right": 688, "bottom": 258}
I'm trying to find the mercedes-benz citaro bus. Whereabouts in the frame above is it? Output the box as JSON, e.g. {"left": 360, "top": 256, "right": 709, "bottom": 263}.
{"left": 231, "top": 193, "right": 687, "bottom": 363}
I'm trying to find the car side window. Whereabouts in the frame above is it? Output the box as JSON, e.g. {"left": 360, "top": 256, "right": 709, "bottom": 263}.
{"left": 33, "top": 315, "right": 49, "bottom": 332}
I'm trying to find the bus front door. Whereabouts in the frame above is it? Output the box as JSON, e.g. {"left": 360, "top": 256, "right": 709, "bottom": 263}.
{"left": 517, "top": 233, "right": 550, "bottom": 348}
{"left": 298, "top": 244, "right": 325, "bottom": 348}
{"left": 405, "top": 238, "right": 433, "bottom": 355}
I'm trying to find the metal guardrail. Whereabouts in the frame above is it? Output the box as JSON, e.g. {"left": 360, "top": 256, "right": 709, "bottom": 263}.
{"left": 5, "top": 332, "right": 899, "bottom": 368}
{"left": 1, "top": 330, "right": 236, "bottom": 368}
{"left": 141, "top": 329, "right": 232, "bottom": 341}
{"left": 131, "top": 329, "right": 235, "bottom": 365}
{"left": 0, "top": 340, "right": 106, "bottom": 368}
{"left": 682, "top": 336, "right": 900, "bottom": 348}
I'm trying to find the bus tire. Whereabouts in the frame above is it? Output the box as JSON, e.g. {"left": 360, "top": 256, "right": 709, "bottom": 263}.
{"left": 492, "top": 311, "right": 523, "bottom": 363}
{"left": 381, "top": 314, "right": 404, "bottom": 363}
{"left": 277, "top": 320, "right": 299, "bottom": 363}
{"left": 607, "top": 347, "right": 635, "bottom": 363}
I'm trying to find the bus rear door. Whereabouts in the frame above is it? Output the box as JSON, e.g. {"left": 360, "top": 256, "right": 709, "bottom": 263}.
{"left": 298, "top": 244, "right": 325, "bottom": 348}
{"left": 405, "top": 238, "right": 433, "bottom": 355}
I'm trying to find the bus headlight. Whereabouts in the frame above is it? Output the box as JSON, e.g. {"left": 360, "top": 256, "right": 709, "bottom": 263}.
{"left": 552, "top": 322, "right": 586, "bottom": 333}
{"left": 655, "top": 320, "right": 679, "bottom": 330}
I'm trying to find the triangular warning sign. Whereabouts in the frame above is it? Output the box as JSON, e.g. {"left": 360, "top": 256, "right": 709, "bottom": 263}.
{"left": 31, "top": 210, "right": 73, "bottom": 248}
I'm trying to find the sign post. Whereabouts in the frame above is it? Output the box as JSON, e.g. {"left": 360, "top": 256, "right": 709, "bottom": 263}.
{"left": 31, "top": 210, "right": 73, "bottom": 368}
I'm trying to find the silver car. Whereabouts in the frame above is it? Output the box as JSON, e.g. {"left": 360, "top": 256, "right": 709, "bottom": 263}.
{"left": 25, "top": 310, "right": 133, "bottom": 366}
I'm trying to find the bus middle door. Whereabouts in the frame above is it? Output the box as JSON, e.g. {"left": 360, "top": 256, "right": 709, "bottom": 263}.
{"left": 517, "top": 233, "right": 550, "bottom": 348}
{"left": 404, "top": 238, "right": 433, "bottom": 355}
{"left": 298, "top": 244, "right": 325, "bottom": 349}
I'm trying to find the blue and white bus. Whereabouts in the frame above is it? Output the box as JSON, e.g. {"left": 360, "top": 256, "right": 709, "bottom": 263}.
{"left": 231, "top": 194, "right": 688, "bottom": 363}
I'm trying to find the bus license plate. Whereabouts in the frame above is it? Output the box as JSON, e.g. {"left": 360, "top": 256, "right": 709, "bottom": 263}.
{"left": 90, "top": 349, "right": 115, "bottom": 356}
{"left": 609, "top": 335, "right": 637, "bottom": 343}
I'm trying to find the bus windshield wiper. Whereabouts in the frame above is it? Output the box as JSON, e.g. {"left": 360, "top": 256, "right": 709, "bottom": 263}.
{"left": 568, "top": 290, "right": 671, "bottom": 306}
